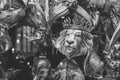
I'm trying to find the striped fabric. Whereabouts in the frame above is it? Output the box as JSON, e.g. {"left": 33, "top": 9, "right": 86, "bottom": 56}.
{"left": 15, "top": 26, "right": 46, "bottom": 59}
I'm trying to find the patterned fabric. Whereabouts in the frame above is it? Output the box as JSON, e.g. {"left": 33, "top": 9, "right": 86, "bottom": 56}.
{"left": 0, "top": 23, "right": 12, "bottom": 54}
{"left": 0, "top": 67, "right": 21, "bottom": 80}
{"left": 104, "top": 43, "right": 120, "bottom": 70}
{"left": 51, "top": 58, "right": 85, "bottom": 80}
{"left": 89, "top": 0, "right": 120, "bottom": 10}
{"left": 32, "top": 56, "right": 51, "bottom": 80}
{"left": 84, "top": 50, "right": 104, "bottom": 78}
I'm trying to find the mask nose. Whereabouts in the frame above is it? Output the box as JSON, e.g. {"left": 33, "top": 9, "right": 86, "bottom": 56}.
{"left": 67, "top": 41, "right": 74, "bottom": 45}
{"left": 64, "top": 34, "right": 75, "bottom": 46}
{"left": 65, "top": 40, "right": 75, "bottom": 46}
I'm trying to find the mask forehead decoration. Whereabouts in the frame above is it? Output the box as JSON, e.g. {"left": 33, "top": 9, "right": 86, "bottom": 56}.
{"left": 51, "top": 6, "right": 94, "bottom": 58}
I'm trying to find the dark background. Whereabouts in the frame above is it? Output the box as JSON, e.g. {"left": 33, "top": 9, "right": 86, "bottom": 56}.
{"left": 0, "top": 0, "right": 117, "bottom": 80}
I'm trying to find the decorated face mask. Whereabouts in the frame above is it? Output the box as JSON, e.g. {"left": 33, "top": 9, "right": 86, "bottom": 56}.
{"left": 0, "top": 0, "right": 25, "bottom": 26}
{"left": 53, "top": 29, "right": 93, "bottom": 59}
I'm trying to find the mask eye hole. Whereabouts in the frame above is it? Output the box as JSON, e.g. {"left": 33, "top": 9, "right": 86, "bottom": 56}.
{"left": 75, "top": 32, "right": 81, "bottom": 37}
{"left": 9, "top": 8, "right": 15, "bottom": 11}
{"left": 75, "top": 32, "right": 81, "bottom": 41}
{"left": 9, "top": 6, "right": 19, "bottom": 11}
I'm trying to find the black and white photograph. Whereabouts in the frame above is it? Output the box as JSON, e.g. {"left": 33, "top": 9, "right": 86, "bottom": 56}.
{"left": 0, "top": 0, "right": 120, "bottom": 80}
